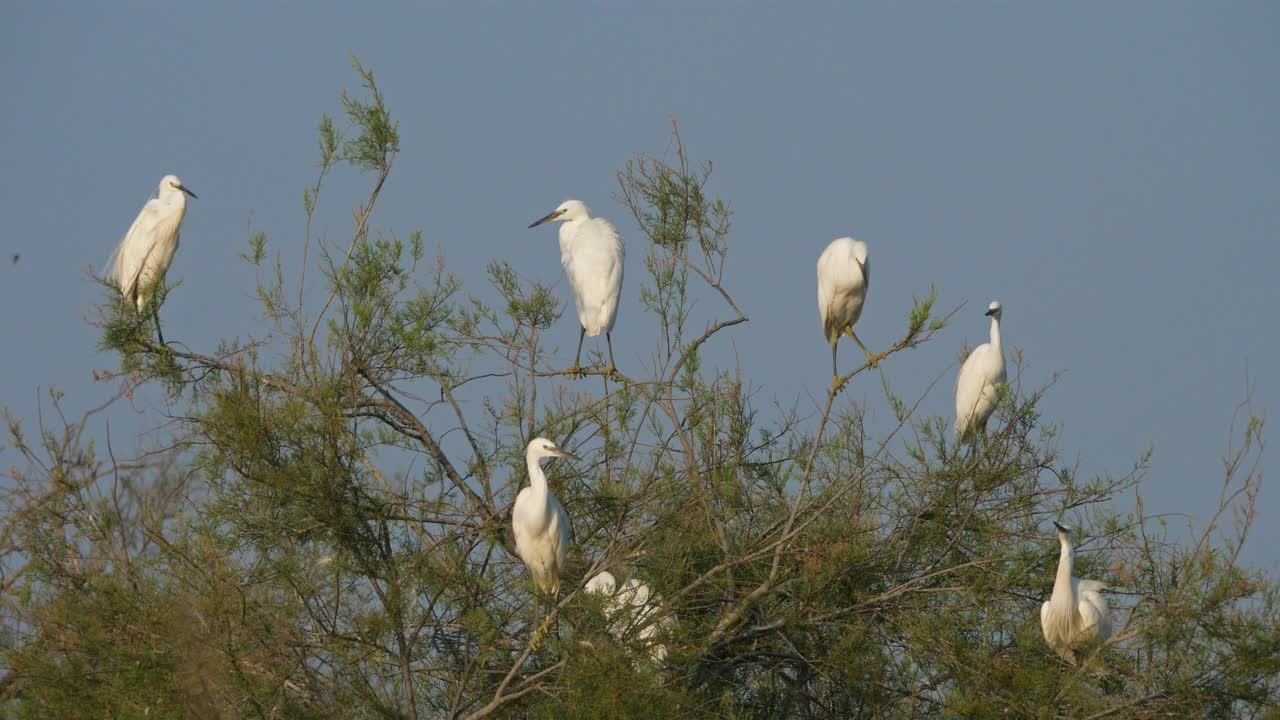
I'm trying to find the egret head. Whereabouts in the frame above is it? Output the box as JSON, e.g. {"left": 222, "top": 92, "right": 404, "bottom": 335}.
{"left": 160, "top": 174, "right": 197, "bottom": 199}
{"left": 984, "top": 300, "right": 1002, "bottom": 318}
{"left": 526, "top": 437, "right": 579, "bottom": 465}
{"left": 528, "top": 200, "right": 589, "bottom": 228}
{"left": 1053, "top": 521, "right": 1071, "bottom": 536}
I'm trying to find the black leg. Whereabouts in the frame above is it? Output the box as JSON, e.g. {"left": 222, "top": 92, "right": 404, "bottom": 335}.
{"left": 573, "top": 326, "right": 586, "bottom": 371}
{"left": 606, "top": 332, "right": 616, "bottom": 374}
{"left": 153, "top": 305, "right": 166, "bottom": 346}
{"left": 831, "top": 340, "right": 838, "bottom": 379}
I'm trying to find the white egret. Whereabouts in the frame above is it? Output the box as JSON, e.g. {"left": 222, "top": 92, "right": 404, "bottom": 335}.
{"left": 110, "top": 175, "right": 197, "bottom": 344}
{"left": 585, "top": 570, "right": 668, "bottom": 661}
{"left": 954, "top": 300, "right": 1006, "bottom": 440}
{"left": 1040, "top": 522, "right": 1111, "bottom": 664}
{"left": 513, "top": 438, "right": 576, "bottom": 598}
{"left": 817, "top": 237, "right": 881, "bottom": 389}
{"left": 111, "top": 174, "right": 195, "bottom": 340}
{"left": 529, "top": 200, "right": 625, "bottom": 376}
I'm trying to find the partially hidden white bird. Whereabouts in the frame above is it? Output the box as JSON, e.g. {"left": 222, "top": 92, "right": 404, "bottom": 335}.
{"left": 1040, "top": 521, "right": 1111, "bottom": 664}
{"left": 529, "top": 200, "right": 625, "bottom": 376}
{"left": 110, "top": 174, "right": 197, "bottom": 344}
{"left": 513, "top": 438, "right": 577, "bottom": 598}
{"left": 585, "top": 570, "right": 668, "bottom": 661}
{"left": 817, "top": 237, "right": 881, "bottom": 390}
{"left": 954, "top": 300, "right": 1006, "bottom": 440}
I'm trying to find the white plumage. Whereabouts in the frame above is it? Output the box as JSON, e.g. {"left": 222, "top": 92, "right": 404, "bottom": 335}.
{"left": 111, "top": 175, "right": 196, "bottom": 315}
{"left": 529, "top": 200, "right": 625, "bottom": 373}
{"left": 513, "top": 438, "right": 576, "bottom": 597}
{"left": 954, "top": 300, "right": 1006, "bottom": 439}
{"left": 1040, "top": 522, "right": 1111, "bottom": 664}
{"left": 585, "top": 570, "right": 668, "bottom": 661}
{"left": 817, "top": 237, "right": 878, "bottom": 385}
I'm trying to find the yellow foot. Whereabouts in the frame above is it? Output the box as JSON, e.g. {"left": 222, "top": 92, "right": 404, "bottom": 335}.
{"left": 832, "top": 375, "right": 848, "bottom": 394}
{"left": 604, "top": 364, "right": 618, "bottom": 381}
{"left": 863, "top": 351, "right": 887, "bottom": 369}
{"left": 564, "top": 364, "right": 584, "bottom": 379}
{"left": 529, "top": 614, "right": 554, "bottom": 652}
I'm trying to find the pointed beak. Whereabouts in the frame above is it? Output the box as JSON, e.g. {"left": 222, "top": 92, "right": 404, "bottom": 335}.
{"left": 1053, "top": 521, "right": 1069, "bottom": 533}
{"left": 550, "top": 448, "right": 579, "bottom": 462}
{"left": 178, "top": 184, "right": 198, "bottom": 199}
{"left": 984, "top": 307, "right": 997, "bottom": 316}
{"left": 528, "top": 209, "right": 562, "bottom": 229}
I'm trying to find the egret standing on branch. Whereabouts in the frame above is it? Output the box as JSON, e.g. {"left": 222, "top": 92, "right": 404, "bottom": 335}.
{"left": 817, "top": 237, "right": 881, "bottom": 389}
{"left": 110, "top": 174, "right": 197, "bottom": 345}
{"left": 1041, "top": 522, "right": 1111, "bottom": 664}
{"left": 954, "top": 300, "right": 1006, "bottom": 440}
{"left": 529, "top": 200, "right": 625, "bottom": 376}
{"left": 513, "top": 438, "right": 576, "bottom": 599}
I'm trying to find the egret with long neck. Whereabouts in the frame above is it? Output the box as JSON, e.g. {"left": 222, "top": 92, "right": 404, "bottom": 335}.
{"left": 512, "top": 438, "right": 576, "bottom": 598}
{"left": 1040, "top": 521, "right": 1111, "bottom": 664}
{"left": 110, "top": 174, "right": 197, "bottom": 344}
{"left": 954, "top": 300, "right": 1007, "bottom": 440}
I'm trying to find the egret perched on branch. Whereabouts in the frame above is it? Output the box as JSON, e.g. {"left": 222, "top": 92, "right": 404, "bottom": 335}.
{"left": 110, "top": 175, "right": 197, "bottom": 344}
{"left": 1041, "top": 522, "right": 1111, "bottom": 664}
{"left": 513, "top": 438, "right": 576, "bottom": 598}
{"left": 817, "top": 237, "right": 881, "bottom": 390}
{"left": 529, "top": 200, "right": 625, "bottom": 376}
{"left": 954, "top": 301, "right": 1006, "bottom": 440}
{"left": 586, "top": 570, "right": 668, "bottom": 661}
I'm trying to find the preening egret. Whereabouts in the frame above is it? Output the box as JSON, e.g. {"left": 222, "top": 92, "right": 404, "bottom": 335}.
{"left": 586, "top": 570, "right": 668, "bottom": 661}
{"left": 110, "top": 175, "right": 197, "bottom": 344}
{"left": 513, "top": 438, "right": 577, "bottom": 598}
{"left": 817, "top": 237, "right": 881, "bottom": 389}
{"left": 954, "top": 301, "right": 1006, "bottom": 440}
{"left": 1040, "top": 522, "right": 1111, "bottom": 664}
{"left": 529, "top": 200, "right": 625, "bottom": 376}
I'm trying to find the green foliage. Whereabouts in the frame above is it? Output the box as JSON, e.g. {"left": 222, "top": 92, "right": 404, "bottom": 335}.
{"left": 4, "top": 65, "right": 1277, "bottom": 720}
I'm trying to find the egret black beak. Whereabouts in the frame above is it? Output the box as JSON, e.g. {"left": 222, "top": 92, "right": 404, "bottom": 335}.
{"left": 550, "top": 448, "right": 580, "bottom": 462}
{"left": 178, "top": 185, "right": 198, "bottom": 199}
{"left": 528, "top": 209, "right": 562, "bottom": 229}
{"left": 984, "top": 307, "right": 997, "bottom": 316}
{"left": 1053, "top": 521, "right": 1069, "bottom": 533}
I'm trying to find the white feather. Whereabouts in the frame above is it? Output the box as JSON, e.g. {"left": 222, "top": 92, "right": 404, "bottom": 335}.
{"left": 816, "top": 236, "right": 869, "bottom": 343}
{"left": 559, "top": 210, "right": 624, "bottom": 337}
{"left": 110, "top": 175, "right": 191, "bottom": 312}
{"left": 1041, "top": 527, "right": 1112, "bottom": 664}
{"left": 513, "top": 439, "right": 572, "bottom": 596}
{"left": 954, "top": 301, "right": 1006, "bottom": 439}
{"left": 586, "top": 570, "right": 669, "bottom": 662}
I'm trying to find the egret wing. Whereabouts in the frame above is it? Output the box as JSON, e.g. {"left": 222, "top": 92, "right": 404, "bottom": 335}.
{"left": 547, "top": 493, "right": 571, "bottom": 573}
{"left": 112, "top": 198, "right": 167, "bottom": 302}
{"left": 1076, "top": 580, "right": 1111, "bottom": 640}
{"left": 561, "top": 219, "right": 625, "bottom": 335}
{"left": 954, "top": 344, "right": 991, "bottom": 436}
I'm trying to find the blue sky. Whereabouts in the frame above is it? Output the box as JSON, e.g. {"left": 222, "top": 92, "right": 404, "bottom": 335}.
{"left": 1, "top": 3, "right": 1276, "bottom": 567}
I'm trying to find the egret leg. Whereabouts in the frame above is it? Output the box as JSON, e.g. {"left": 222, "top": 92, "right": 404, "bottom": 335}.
{"left": 605, "top": 332, "right": 617, "bottom": 378}
{"left": 831, "top": 341, "right": 847, "bottom": 393}
{"left": 153, "top": 305, "right": 166, "bottom": 346}
{"left": 567, "top": 326, "right": 586, "bottom": 378}
{"left": 848, "top": 329, "right": 885, "bottom": 369}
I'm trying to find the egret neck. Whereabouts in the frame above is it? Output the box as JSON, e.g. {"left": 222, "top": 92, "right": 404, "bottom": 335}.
{"left": 1052, "top": 529, "right": 1075, "bottom": 611}
{"left": 526, "top": 451, "right": 550, "bottom": 513}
